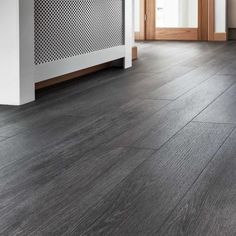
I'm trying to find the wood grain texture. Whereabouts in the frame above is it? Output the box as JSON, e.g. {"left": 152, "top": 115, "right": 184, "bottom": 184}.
{"left": 145, "top": 0, "right": 156, "bottom": 40}
{"left": 208, "top": 0, "right": 215, "bottom": 41}
{"left": 0, "top": 41, "right": 236, "bottom": 235}
{"left": 218, "top": 60, "right": 236, "bottom": 76}
{"left": 214, "top": 32, "right": 227, "bottom": 41}
{"left": 70, "top": 122, "right": 234, "bottom": 236}
{"left": 109, "top": 75, "right": 236, "bottom": 149}
{"left": 0, "top": 147, "right": 155, "bottom": 235}
{"left": 195, "top": 83, "right": 236, "bottom": 124}
{"left": 147, "top": 57, "right": 233, "bottom": 100}
{"left": 198, "top": 0, "right": 209, "bottom": 40}
{"left": 35, "top": 62, "right": 113, "bottom": 90}
{"left": 132, "top": 46, "right": 138, "bottom": 60}
{"left": 155, "top": 28, "right": 198, "bottom": 41}
{"left": 159, "top": 127, "right": 236, "bottom": 236}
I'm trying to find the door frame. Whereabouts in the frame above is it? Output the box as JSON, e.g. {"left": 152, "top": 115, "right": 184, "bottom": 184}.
{"left": 146, "top": 0, "right": 207, "bottom": 41}
{"left": 135, "top": 0, "right": 227, "bottom": 41}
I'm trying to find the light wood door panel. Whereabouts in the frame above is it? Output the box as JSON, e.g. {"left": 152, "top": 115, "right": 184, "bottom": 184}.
{"left": 155, "top": 28, "right": 199, "bottom": 41}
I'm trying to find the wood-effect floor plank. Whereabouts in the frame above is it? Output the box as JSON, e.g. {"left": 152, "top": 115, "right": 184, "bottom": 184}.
{"left": 133, "top": 41, "right": 226, "bottom": 74}
{"left": 195, "top": 83, "right": 236, "bottom": 124}
{"left": 0, "top": 147, "right": 155, "bottom": 235}
{"left": 64, "top": 122, "right": 234, "bottom": 236}
{"left": 146, "top": 56, "right": 233, "bottom": 100}
{"left": 0, "top": 115, "right": 104, "bottom": 169}
{"left": 1, "top": 41, "right": 236, "bottom": 235}
{"left": 0, "top": 99, "right": 168, "bottom": 172}
{"left": 178, "top": 42, "right": 236, "bottom": 68}
{"left": 158, "top": 128, "right": 236, "bottom": 236}
{"left": 0, "top": 136, "right": 7, "bottom": 142}
{"left": 108, "top": 75, "right": 236, "bottom": 149}
{"left": 218, "top": 59, "right": 236, "bottom": 76}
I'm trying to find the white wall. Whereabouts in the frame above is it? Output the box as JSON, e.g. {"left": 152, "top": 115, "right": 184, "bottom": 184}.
{"left": 228, "top": 0, "right": 236, "bottom": 28}
{"left": 0, "top": 0, "right": 35, "bottom": 105}
{"left": 215, "top": 0, "right": 227, "bottom": 32}
{"left": 0, "top": 0, "right": 20, "bottom": 105}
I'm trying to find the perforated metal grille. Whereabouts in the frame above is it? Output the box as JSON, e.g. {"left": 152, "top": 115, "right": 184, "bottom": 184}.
{"left": 34, "top": 0, "right": 125, "bottom": 65}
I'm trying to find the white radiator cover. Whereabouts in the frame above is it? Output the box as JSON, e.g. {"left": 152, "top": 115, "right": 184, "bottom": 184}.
{"left": 0, "top": 0, "right": 132, "bottom": 105}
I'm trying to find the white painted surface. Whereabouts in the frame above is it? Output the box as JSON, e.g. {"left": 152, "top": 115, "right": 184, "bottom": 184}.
{"left": 0, "top": 0, "right": 132, "bottom": 105}
{"left": 134, "top": 0, "right": 140, "bottom": 32}
{"left": 228, "top": 0, "right": 236, "bottom": 28}
{"left": 0, "top": 0, "right": 34, "bottom": 105}
{"left": 0, "top": 0, "right": 20, "bottom": 105}
{"left": 215, "top": 0, "right": 227, "bottom": 33}
{"left": 35, "top": 46, "right": 126, "bottom": 82}
{"left": 124, "top": 0, "right": 133, "bottom": 69}
{"left": 19, "top": 0, "right": 35, "bottom": 105}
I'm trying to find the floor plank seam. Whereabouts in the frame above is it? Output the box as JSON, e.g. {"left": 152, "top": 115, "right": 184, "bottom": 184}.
{"left": 62, "top": 98, "right": 172, "bottom": 147}
{"left": 29, "top": 148, "right": 157, "bottom": 236}
{"left": 189, "top": 80, "right": 236, "bottom": 123}
{"left": 141, "top": 98, "right": 174, "bottom": 102}
{"left": 118, "top": 79, "right": 236, "bottom": 178}
{"left": 101, "top": 78, "right": 236, "bottom": 184}
{"left": 156, "top": 125, "right": 236, "bottom": 235}
{"left": 2, "top": 42, "right": 236, "bottom": 235}
{"left": 112, "top": 146, "right": 158, "bottom": 151}
{"left": 167, "top": 70, "right": 234, "bottom": 103}
{"left": 0, "top": 114, "right": 83, "bottom": 142}
{"left": 80, "top": 123, "right": 236, "bottom": 235}
{"left": 192, "top": 120, "right": 236, "bottom": 126}
{"left": 75, "top": 150, "right": 160, "bottom": 234}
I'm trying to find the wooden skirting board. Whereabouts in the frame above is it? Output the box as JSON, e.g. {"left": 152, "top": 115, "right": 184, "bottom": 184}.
{"left": 36, "top": 47, "right": 138, "bottom": 90}
{"left": 155, "top": 28, "right": 198, "bottom": 41}
{"left": 213, "top": 33, "right": 227, "bottom": 41}
{"left": 132, "top": 46, "right": 138, "bottom": 60}
{"left": 35, "top": 62, "right": 112, "bottom": 90}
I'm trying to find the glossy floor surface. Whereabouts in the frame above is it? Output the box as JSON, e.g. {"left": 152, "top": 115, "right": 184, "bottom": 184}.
{"left": 1, "top": 41, "right": 236, "bottom": 235}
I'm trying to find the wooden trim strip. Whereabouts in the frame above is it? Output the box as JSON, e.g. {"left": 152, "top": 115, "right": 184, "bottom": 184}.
{"left": 198, "top": 0, "right": 209, "bottom": 40}
{"left": 145, "top": 0, "right": 156, "bottom": 40}
{"left": 208, "top": 0, "right": 227, "bottom": 41}
{"left": 132, "top": 46, "right": 138, "bottom": 60}
{"left": 208, "top": 0, "right": 215, "bottom": 41}
{"left": 155, "top": 28, "right": 198, "bottom": 41}
{"left": 214, "top": 33, "right": 227, "bottom": 41}
{"left": 35, "top": 62, "right": 112, "bottom": 90}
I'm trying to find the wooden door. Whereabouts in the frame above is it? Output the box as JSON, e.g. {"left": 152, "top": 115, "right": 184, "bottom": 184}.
{"left": 146, "top": 0, "right": 200, "bottom": 40}
{"left": 135, "top": 0, "right": 226, "bottom": 42}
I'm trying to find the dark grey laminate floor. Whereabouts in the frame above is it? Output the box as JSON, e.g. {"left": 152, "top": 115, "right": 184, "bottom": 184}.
{"left": 1, "top": 41, "right": 236, "bottom": 236}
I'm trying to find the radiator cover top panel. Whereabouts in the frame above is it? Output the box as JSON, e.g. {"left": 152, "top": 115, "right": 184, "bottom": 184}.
{"left": 34, "top": 0, "right": 125, "bottom": 65}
